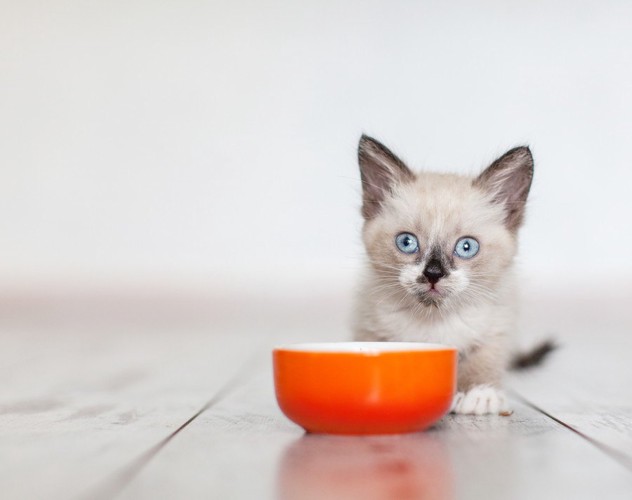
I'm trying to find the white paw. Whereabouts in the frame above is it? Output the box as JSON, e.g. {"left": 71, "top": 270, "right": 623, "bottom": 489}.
{"left": 450, "top": 385, "right": 510, "bottom": 415}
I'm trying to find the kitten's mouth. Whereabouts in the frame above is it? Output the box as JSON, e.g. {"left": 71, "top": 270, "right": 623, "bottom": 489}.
{"left": 416, "top": 287, "right": 444, "bottom": 306}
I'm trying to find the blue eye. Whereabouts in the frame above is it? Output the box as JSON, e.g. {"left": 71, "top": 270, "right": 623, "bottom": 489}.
{"left": 395, "top": 232, "right": 419, "bottom": 254}
{"left": 454, "top": 237, "right": 480, "bottom": 259}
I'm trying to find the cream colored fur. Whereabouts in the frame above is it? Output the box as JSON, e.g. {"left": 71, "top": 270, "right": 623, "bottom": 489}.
{"left": 353, "top": 136, "right": 533, "bottom": 415}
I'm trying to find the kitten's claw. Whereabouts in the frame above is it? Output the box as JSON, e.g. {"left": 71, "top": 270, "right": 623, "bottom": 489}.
{"left": 450, "top": 391, "right": 465, "bottom": 413}
{"left": 450, "top": 385, "right": 510, "bottom": 415}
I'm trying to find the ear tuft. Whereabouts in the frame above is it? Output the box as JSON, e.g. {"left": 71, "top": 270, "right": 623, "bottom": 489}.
{"left": 474, "top": 146, "right": 534, "bottom": 231}
{"left": 358, "top": 135, "right": 414, "bottom": 220}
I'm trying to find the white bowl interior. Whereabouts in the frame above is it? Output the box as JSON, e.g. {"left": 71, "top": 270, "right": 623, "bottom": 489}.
{"left": 274, "top": 341, "right": 455, "bottom": 353}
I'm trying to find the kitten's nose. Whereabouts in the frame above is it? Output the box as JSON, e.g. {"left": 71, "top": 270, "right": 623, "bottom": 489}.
{"left": 422, "top": 259, "right": 446, "bottom": 284}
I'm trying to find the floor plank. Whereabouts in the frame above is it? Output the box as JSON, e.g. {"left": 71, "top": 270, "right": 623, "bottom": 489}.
{"left": 3, "top": 290, "right": 632, "bottom": 499}
{"left": 510, "top": 290, "right": 632, "bottom": 464}
{"left": 0, "top": 315, "right": 263, "bottom": 499}
{"left": 119, "top": 349, "right": 632, "bottom": 500}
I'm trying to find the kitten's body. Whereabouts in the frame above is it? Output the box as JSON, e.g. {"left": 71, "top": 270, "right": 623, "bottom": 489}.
{"left": 352, "top": 136, "right": 534, "bottom": 414}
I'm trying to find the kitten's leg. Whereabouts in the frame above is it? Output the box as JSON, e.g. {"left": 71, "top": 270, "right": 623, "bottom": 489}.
{"left": 451, "top": 340, "right": 511, "bottom": 415}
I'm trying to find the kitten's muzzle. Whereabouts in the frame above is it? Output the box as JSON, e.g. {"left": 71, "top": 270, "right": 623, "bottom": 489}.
{"left": 420, "top": 259, "right": 447, "bottom": 285}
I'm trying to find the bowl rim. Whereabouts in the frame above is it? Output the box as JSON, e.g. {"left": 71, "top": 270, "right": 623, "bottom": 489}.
{"left": 273, "top": 341, "right": 457, "bottom": 354}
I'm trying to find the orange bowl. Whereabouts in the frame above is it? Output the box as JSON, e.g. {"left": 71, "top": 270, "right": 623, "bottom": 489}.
{"left": 273, "top": 342, "right": 457, "bottom": 435}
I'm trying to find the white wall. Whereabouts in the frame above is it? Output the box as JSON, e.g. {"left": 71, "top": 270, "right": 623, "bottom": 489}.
{"left": 1, "top": 0, "right": 631, "bottom": 292}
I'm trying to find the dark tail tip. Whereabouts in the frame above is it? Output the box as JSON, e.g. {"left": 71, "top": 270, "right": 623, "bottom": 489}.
{"left": 510, "top": 339, "right": 558, "bottom": 370}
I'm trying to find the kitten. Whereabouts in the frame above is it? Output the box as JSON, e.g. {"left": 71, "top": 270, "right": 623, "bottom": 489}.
{"left": 352, "top": 135, "right": 534, "bottom": 415}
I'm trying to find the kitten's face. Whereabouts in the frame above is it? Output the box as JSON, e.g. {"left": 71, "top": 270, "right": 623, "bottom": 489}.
{"left": 364, "top": 174, "right": 516, "bottom": 309}
{"left": 358, "top": 136, "right": 533, "bottom": 311}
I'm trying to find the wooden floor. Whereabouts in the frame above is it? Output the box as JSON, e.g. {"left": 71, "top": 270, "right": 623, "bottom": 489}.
{"left": 2, "top": 287, "right": 632, "bottom": 500}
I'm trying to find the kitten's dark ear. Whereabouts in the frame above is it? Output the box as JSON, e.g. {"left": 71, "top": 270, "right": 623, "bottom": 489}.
{"left": 358, "top": 135, "right": 414, "bottom": 220}
{"left": 474, "top": 146, "right": 534, "bottom": 231}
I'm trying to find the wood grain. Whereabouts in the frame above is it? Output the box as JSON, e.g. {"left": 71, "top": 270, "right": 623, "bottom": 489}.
{"left": 120, "top": 355, "right": 632, "bottom": 500}
{"left": 2, "top": 291, "right": 632, "bottom": 499}
{"left": 0, "top": 305, "right": 265, "bottom": 499}
{"left": 509, "top": 290, "right": 632, "bottom": 465}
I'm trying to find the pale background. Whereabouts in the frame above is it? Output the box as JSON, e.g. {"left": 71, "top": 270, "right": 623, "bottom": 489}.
{"left": 3, "top": 3, "right": 632, "bottom": 498}
{"left": 1, "top": 0, "right": 631, "bottom": 296}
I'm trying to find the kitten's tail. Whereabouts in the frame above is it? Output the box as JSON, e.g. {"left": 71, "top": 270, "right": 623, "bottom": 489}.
{"left": 509, "top": 339, "right": 557, "bottom": 370}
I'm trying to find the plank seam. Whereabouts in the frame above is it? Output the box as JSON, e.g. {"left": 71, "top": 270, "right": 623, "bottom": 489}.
{"left": 510, "top": 390, "right": 632, "bottom": 474}
{"left": 78, "top": 346, "right": 264, "bottom": 500}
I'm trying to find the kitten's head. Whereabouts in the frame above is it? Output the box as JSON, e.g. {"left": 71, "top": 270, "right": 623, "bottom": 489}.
{"left": 358, "top": 135, "right": 533, "bottom": 311}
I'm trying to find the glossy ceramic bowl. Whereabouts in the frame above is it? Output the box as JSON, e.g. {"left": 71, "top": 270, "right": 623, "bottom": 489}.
{"left": 273, "top": 342, "right": 457, "bottom": 435}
